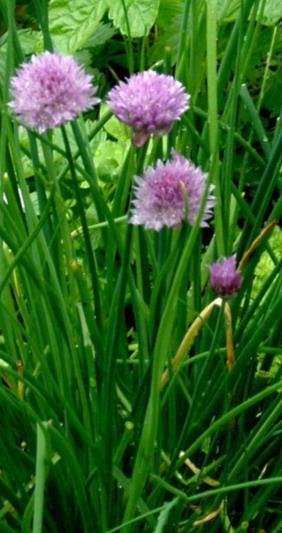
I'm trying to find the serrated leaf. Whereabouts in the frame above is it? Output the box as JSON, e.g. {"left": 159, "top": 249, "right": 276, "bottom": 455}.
{"left": 107, "top": 0, "right": 160, "bottom": 38}
{"left": 48, "top": 0, "right": 106, "bottom": 54}
{"left": 14, "top": 29, "right": 43, "bottom": 55}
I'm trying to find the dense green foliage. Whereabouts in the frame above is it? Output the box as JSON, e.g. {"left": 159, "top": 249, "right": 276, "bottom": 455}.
{"left": 0, "top": 0, "right": 281, "bottom": 531}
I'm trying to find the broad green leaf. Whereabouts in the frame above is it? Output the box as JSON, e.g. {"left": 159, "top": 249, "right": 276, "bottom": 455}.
{"left": 217, "top": 0, "right": 282, "bottom": 24}
{"left": 48, "top": 0, "right": 106, "bottom": 54}
{"left": 259, "top": 0, "right": 282, "bottom": 26}
{"left": 251, "top": 227, "right": 282, "bottom": 300}
{"left": 149, "top": 16, "right": 181, "bottom": 64}
{"left": 150, "top": 0, "right": 183, "bottom": 64}
{"left": 217, "top": 0, "right": 240, "bottom": 21}
{"left": 81, "top": 22, "right": 116, "bottom": 48}
{"left": 12, "top": 29, "right": 43, "bottom": 55}
{"left": 107, "top": 0, "right": 160, "bottom": 38}
{"left": 0, "top": 30, "right": 43, "bottom": 84}
{"left": 156, "top": 0, "right": 183, "bottom": 27}
{"left": 100, "top": 103, "right": 131, "bottom": 142}
{"left": 154, "top": 0, "right": 241, "bottom": 26}
{"left": 94, "top": 140, "right": 129, "bottom": 181}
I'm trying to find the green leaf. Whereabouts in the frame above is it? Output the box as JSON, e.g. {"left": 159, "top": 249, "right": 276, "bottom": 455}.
{"left": 156, "top": 0, "right": 240, "bottom": 28}
{"left": 107, "top": 0, "right": 160, "bottom": 38}
{"left": 13, "top": 29, "right": 43, "bottom": 55}
{"left": 48, "top": 0, "right": 107, "bottom": 54}
{"left": 217, "top": 0, "right": 282, "bottom": 25}
{"left": 81, "top": 22, "right": 116, "bottom": 48}
{"left": 263, "top": 65, "right": 282, "bottom": 116}
{"left": 150, "top": 0, "right": 184, "bottom": 63}
{"left": 153, "top": 498, "right": 179, "bottom": 532}
{"left": 156, "top": 0, "right": 183, "bottom": 27}
{"left": 94, "top": 140, "right": 129, "bottom": 181}
{"left": 217, "top": 0, "right": 240, "bottom": 22}
{"left": 100, "top": 103, "right": 131, "bottom": 142}
{"left": 258, "top": 0, "right": 282, "bottom": 26}
{"left": 251, "top": 227, "right": 282, "bottom": 300}
{"left": 0, "top": 30, "right": 43, "bottom": 84}
{"left": 18, "top": 122, "right": 106, "bottom": 179}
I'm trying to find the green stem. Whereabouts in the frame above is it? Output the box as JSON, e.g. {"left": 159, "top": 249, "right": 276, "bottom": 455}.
{"left": 177, "top": 382, "right": 281, "bottom": 469}
{"left": 206, "top": 0, "right": 225, "bottom": 256}
{"left": 32, "top": 0, "right": 53, "bottom": 51}
{"left": 122, "top": 180, "right": 211, "bottom": 526}
{"left": 121, "top": 0, "right": 134, "bottom": 74}
{"left": 61, "top": 126, "right": 103, "bottom": 331}
{"left": 32, "top": 423, "right": 48, "bottom": 533}
{"left": 175, "top": 0, "right": 191, "bottom": 80}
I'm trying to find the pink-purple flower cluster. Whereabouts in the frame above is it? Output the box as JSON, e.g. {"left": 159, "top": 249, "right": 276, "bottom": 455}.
{"left": 107, "top": 70, "right": 189, "bottom": 147}
{"left": 9, "top": 52, "right": 99, "bottom": 133}
{"left": 9, "top": 55, "right": 214, "bottom": 231}
{"left": 130, "top": 151, "right": 214, "bottom": 230}
{"left": 209, "top": 256, "right": 242, "bottom": 297}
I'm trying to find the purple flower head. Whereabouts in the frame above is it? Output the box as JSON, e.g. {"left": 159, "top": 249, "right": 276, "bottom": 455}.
{"left": 107, "top": 70, "right": 189, "bottom": 147}
{"left": 130, "top": 151, "right": 214, "bottom": 230}
{"left": 9, "top": 52, "right": 100, "bottom": 133}
{"left": 209, "top": 256, "right": 242, "bottom": 297}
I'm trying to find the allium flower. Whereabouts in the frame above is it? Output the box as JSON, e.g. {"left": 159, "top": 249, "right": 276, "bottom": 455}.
{"left": 9, "top": 52, "right": 100, "bottom": 133}
{"left": 209, "top": 256, "right": 242, "bottom": 297}
{"left": 107, "top": 70, "right": 189, "bottom": 147}
{"left": 130, "top": 151, "right": 214, "bottom": 230}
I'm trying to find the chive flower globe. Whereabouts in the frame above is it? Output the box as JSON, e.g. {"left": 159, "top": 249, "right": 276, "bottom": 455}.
{"left": 9, "top": 52, "right": 100, "bottom": 133}
{"left": 209, "top": 256, "right": 242, "bottom": 297}
{"left": 107, "top": 70, "right": 189, "bottom": 147}
{"left": 130, "top": 151, "right": 214, "bottom": 230}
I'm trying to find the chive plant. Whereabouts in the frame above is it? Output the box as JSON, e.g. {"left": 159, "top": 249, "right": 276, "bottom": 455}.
{"left": 0, "top": 0, "right": 281, "bottom": 532}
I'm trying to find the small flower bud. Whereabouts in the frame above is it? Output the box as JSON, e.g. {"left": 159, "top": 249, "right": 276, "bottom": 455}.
{"left": 209, "top": 256, "right": 242, "bottom": 297}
